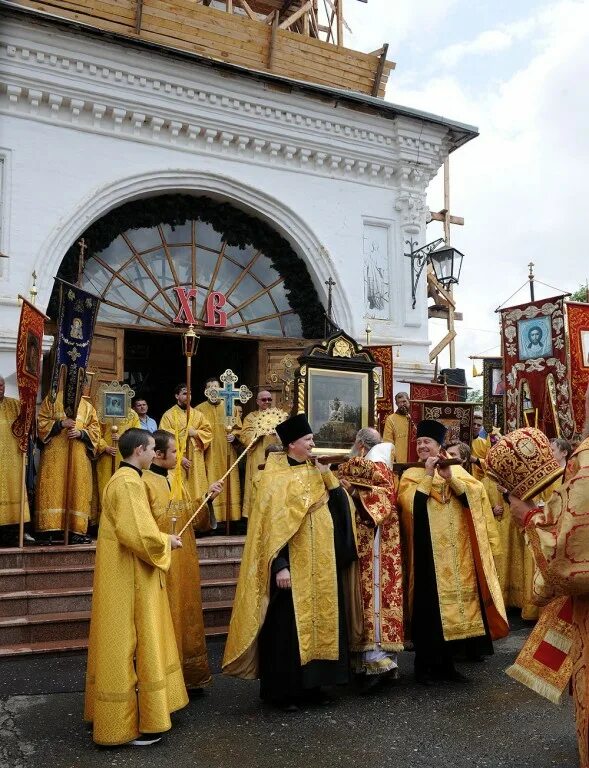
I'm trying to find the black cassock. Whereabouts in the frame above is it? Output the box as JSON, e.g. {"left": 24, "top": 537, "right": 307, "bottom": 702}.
{"left": 259, "top": 460, "right": 357, "bottom": 705}
{"left": 411, "top": 490, "right": 493, "bottom": 679}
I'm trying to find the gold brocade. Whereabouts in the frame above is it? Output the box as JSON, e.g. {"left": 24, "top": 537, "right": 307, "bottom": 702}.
{"left": 36, "top": 393, "right": 100, "bottom": 534}
{"left": 142, "top": 468, "right": 211, "bottom": 689}
{"left": 398, "top": 465, "right": 508, "bottom": 642}
{"left": 93, "top": 411, "right": 140, "bottom": 522}
{"left": 160, "top": 405, "right": 212, "bottom": 507}
{"left": 194, "top": 400, "right": 241, "bottom": 521}
{"left": 0, "top": 397, "right": 30, "bottom": 526}
{"left": 84, "top": 468, "right": 187, "bottom": 745}
{"left": 471, "top": 435, "right": 490, "bottom": 481}
{"left": 382, "top": 413, "right": 410, "bottom": 463}
{"left": 239, "top": 408, "right": 289, "bottom": 518}
{"left": 223, "top": 454, "right": 339, "bottom": 678}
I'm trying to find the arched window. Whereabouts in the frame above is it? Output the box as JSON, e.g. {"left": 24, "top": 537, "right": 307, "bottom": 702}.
{"left": 80, "top": 220, "right": 303, "bottom": 338}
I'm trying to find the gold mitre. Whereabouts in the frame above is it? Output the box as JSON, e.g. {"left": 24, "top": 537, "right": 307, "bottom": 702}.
{"left": 486, "top": 427, "right": 564, "bottom": 501}
{"left": 252, "top": 407, "right": 288, "bottom": 439}
{"left": 339, "top": 456, "right": 391, "bottom": 488}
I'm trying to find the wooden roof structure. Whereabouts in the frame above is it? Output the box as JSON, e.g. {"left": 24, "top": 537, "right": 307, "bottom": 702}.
{"left": 12, "top": 0, "right": 394, "bottom": 97}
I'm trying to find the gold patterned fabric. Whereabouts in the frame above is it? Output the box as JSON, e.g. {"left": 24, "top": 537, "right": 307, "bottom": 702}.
{"left": 36, "top": 393, "right": 100, "bottom": 534}
{"left": 93, "top": 411, "right": 140, "bottom": 522}
{"left": 223, "top": 454, "right": 340, "bottom": 677}
{"left": 84, "top": 467, "right": 188, "bottom": 745}
{"left": 398, "top": 465, "right": 508, "bottom": 642}
{"left": 382, "top": 413, "right": 411, "bottom": 463}
{"left": 520, "top": 439, "right": 589, "bottom": 767}
{"left": 0, "top": 397, "right": 30, "bottom": 526}
{"left": 341, "top": 459, "right": 404, "bottom": 655}
{"left": 239, "top": 408, "right": 288, "bottom": 518}
{"left": 159, "top": 405, "right": 212, "bottom": 507}
{"left": 195, "top": 400, "right": 241, "bottom": 521}
{"left": 142, "top": 468, "right": 211, "bottom": 689}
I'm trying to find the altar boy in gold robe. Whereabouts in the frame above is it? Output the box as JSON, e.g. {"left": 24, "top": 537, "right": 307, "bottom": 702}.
{"left": 398, "top": 419, "right": 508, "bottom": 685}
{"left": 84, "top": 428, "right": 187, "bottom": 747}
{"left": 142, "top": 429, "right": 222, "bottom": 691}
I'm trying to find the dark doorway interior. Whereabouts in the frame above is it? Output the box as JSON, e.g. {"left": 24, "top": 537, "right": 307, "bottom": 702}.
{"left": 124, "top": 330, "right": 259, "bottom": 424}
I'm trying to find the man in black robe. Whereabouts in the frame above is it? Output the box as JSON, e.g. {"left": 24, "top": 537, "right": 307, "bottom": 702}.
{"left": 222, "top": 414, "right": 357, "bottom": 711}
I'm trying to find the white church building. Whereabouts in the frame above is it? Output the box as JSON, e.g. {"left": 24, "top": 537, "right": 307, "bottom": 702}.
{"left": 0, "top": 0, "right": 477, "bottom": 412}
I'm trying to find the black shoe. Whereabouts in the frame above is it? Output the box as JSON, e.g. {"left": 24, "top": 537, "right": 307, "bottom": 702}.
{"left": 438, "top": 668, "right": 470, "bottom": 684}
{"left": 355, "top": 673, "right": 382, "bottom": 695}
{"left": 275, "top": 700, "right": 299, "bottom": 712}
{"left": 415, "top": 671, "right": 435, "bottom": 686}
{"left": 70, "top": 534, "right": 92, "bottom": 545}
{"left": 303, "top": 688, "right": 333, "bottom": 706}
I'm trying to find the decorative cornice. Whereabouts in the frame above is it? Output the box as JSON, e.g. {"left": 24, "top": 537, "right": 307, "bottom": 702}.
{"left": 0, "top": 17, "right": 450, "bottom": 188}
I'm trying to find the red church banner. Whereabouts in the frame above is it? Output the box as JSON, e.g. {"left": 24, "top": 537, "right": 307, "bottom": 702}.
{"left": 500, "top": 295, "right": 575, "bottom": 439}
{"left": 567, "top": 301, "right": 589, "bottom": 433}
{"left": 12, "top": 297, "right": 48, "bottom": 452}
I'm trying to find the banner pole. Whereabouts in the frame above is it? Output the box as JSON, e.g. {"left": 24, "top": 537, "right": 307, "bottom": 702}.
{"left": 63, "top": 440, "right": 73, "bottom": 545}
{"left": 18, "top": 452, "right": 26, "bottom": 549}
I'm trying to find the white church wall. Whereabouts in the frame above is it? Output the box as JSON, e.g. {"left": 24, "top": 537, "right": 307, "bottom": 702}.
{"left": 0, "top": 12, "right": 463, "bottom": 393}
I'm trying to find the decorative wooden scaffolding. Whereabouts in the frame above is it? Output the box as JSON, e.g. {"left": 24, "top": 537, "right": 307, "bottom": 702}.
{"left": 12, "top": 0, "right": 394, "bottom": 96}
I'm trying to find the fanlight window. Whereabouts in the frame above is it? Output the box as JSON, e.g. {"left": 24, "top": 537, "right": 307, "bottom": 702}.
{"left": 80, "top": 220, "right": 303, "bottom": 338}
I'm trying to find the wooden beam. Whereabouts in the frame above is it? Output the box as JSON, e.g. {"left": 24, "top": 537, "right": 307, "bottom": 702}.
{"left": 429, "top": 330, "right": 456, "bottom": 362}
{"left": 134, "top": 0, "right": 144, "bottom": 33}
{"left": 430, "top": 210, "right": 465, "bottom": 226}
{"left": 236, "top": 0, "right": 263, "bottom": 21}
{"left": 279, "top": 0, "right": 312, "bottom": 30}
{"left": 428, "top": 307, "right": 463, "bottom": 321}
{"left": 371, "top": 41, "right": 388, "bottom": 97}
{"left": 426, "top": 270, "right": 456, "bottom": 308}
{"left": 268, "top": 10, "right": 279, "bottom": 69}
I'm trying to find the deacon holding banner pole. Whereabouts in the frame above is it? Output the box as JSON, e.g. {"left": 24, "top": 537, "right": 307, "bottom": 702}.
{"left": 36, "top": 279, "right": 100, "bottom": 545}
{"left": 10, "top": 296, "right": 48, "bottom": 548}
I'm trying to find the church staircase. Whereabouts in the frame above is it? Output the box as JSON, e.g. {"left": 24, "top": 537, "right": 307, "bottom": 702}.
{"left": 0, "top": 537, "right": 244, "bottom": 657}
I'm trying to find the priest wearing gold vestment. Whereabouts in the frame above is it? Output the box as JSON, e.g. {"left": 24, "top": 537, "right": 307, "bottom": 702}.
{"left": 84, "top": 428, "right": 187, "bottom": 746}
{"left": 143, "top": 429, "right": 222, "bottom": 691}
{"left": 195, "top": 377, "right": 242, "bottom": 522}
{"left": 36, "top": 390, "right": 100, "bottom": 543}
{"left": 382, "top": 391, "right": 413, "bottom": 463}
{"left": 160, "top": 384, "right": 213, "bottom": 508}
{"left": 0, "top": 376, "right": 30, "bottom": 543}
{"left": 93, "top": 408, "right": 140, "bottom": 522}
{"left": 239, "top": 390, "right": 288, "bottom": 518}
{"left": 503, "top": 417, "right": 589, "bottom": 768}
{"left": 223, "top": 414, "right": 357, "bottom": 711}
{"left": 398, "top": 419, "right": 508, "bottom": 685}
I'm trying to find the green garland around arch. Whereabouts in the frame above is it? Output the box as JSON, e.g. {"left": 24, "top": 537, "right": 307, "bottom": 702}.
{"left": 51, "top": 194, "right": 327, "bottom": 338}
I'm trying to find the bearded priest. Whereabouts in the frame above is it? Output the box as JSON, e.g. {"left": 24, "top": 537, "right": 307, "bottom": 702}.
{"left": 398, "top": 419, "right": 508, "bottom": 685}
{"left": 222, "top": 414, "right": 357, "bottom": 711}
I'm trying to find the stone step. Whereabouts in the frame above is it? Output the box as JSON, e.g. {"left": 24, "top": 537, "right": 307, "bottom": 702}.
{"left": 0, "top": 566, "right": 95, "bottom": 592}
{"left": 196, "top": 537, "right": 245, "bottom": 561}
{"left": 198, "top": 557, "right": 242, "bottom": 580}
{"left": 0, "top": 611, "right": 90, "bottom": 645}
{"left": 0, "top": 545, "right": 96, "bottom": 570}
{"left": 0, "top": 625, "right": 230, "bottom": 657}
{"left": 0, "top": 587, "right": 93, "bottom": 617}
{"left": 200, "top": 578, "right": 237, "bottom": 603}
{"left": 202, "top": 600, "right": 233, "bottom": 628}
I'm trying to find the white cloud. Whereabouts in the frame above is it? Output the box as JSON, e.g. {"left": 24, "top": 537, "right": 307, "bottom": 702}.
{"left": 436, "top": 28, "right": 519, "bottom": 68}
{"left": 380, "top": 0, "right": 589, "bottom": 388}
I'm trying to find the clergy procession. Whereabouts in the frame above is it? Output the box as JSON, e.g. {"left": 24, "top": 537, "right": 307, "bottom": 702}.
{"left": 2, "top": 309, "right": 589, "bottom": 765}
{"left": 1, "top": 0, "right": 589, "bottom": 764}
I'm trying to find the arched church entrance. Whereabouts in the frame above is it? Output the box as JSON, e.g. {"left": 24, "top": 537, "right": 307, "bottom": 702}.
{"left": 49, "top": 194, "right": 327, "bottom": 420}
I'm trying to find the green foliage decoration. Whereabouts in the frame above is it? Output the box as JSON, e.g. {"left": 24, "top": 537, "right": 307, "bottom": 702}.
{"left": 50, "top": 194, "right": 326, "bottom": 337}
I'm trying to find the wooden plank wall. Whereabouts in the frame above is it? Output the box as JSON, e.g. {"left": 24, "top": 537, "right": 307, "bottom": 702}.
{"left": 14, "top": 0, "right": 394, "bottom": 97}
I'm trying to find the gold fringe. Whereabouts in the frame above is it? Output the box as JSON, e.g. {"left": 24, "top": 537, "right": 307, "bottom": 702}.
{"left": 505, "top": 663, "right": 564, "bottom": 705}
{"left": 545, "top": 628, "right": 573, "bottom": 654}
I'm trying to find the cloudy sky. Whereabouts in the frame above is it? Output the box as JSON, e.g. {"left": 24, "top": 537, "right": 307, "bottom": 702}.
{"left": 345, "top": 0, "right": 588, "bottom": 389}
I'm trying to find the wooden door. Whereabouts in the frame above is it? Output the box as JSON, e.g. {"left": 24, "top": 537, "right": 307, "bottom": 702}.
{"left": 258, "top": 338, "right": 314, "bottom": 412}
{"left": 88, "top": 324, "right": 124, "bottom": 388}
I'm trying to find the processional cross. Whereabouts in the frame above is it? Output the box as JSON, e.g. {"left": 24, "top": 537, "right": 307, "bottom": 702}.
{"left": 205, "top": 369, "right": 253, "bottom": 427}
